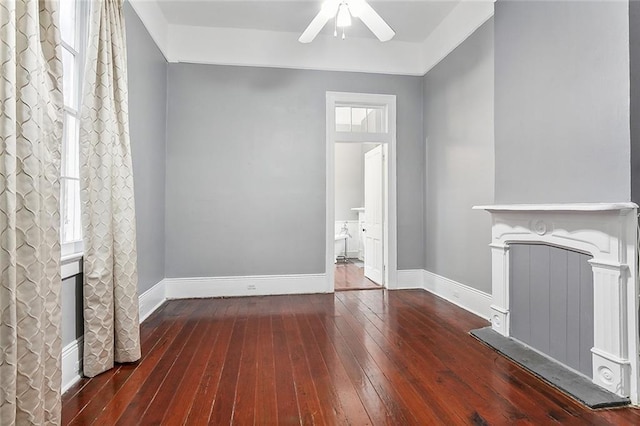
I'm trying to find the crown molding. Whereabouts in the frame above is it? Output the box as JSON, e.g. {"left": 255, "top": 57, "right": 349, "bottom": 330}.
{"left": 127, "top": 0, "right": 494, "bottom": 76}
{"left": 168, "top": 24, "right": 425, "bottom": 75}
{"left": 419, "top": 0, "right": 495, "bottom": 74}
{"left": 127, "top": 0, "right": 171, "bottom": 61}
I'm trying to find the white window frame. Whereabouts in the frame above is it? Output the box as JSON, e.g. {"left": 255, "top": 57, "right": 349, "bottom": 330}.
{"left": 325, "top": 91, "right": 397, "bottom": 292}
{"left": 60, "top": 0, "right": 89, "bottom": 269}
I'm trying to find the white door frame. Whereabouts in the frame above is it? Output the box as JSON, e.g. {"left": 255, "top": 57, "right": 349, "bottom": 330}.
{"left": 325, "top": 91, "right": 397, "bottom": 292}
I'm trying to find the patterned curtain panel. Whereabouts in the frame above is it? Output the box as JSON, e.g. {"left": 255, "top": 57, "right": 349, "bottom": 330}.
{"left": 0, "top": 0, "right": 64, "bottom": 424}
{"left": 80, "top": 0, "right": 140, "bottom": 378}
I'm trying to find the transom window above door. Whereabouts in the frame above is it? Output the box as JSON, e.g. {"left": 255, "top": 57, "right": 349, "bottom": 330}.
{"left": 335, "top": 106, "right": 387, "bottom": 134}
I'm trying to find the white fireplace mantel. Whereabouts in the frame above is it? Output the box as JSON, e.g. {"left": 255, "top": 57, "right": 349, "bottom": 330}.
{"left": 474, "top": 203, "right": 639, "bottom": 403}
{"left": 473, "top": 202, "right": 638, "bottom": 212}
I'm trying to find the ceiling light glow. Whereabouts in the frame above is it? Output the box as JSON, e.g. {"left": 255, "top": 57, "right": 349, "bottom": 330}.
{"left": 336, "top": 3, "right": 352, "bottom": 28}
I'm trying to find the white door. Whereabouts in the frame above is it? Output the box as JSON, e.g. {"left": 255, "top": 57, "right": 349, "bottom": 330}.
{"left": 364, "top": 145, "right": 384, "bottom": 285}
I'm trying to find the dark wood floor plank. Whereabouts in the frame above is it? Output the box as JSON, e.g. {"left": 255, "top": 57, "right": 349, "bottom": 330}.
{"left": 355, "top": 290, "right": 547, "bottom": 425}
{"left": 111, "top": 320, "right": 200, "bottom": 425}
{"left": 304, "top": 308, "right": 384, "bottom": 425}
{"left": 310, "top": 309, "right": 403, "bottom": 426}
{"left": 60, "top": 301, "right": 171, "bottom": 411}
{"left": 334, "top": 293, "right": 456, "bottom": 424}
{"left": 62, "top": 290, "right": 640, "bottom": 425}
{"left": 160, "top": 301, "right": 236, "bottom": 425}
{"left": 207, "top": 313, "right": 248, "bottom": 425}
{"left": 331, "top": 315, "right": 429, "bottom": 426}
{"left": 83, "top": 301, "right": 208, "bottom": 425}
{"left": 356, "top": 289, "right": 564, "bottom": 425}
{"left": 232, "top": 308, "right": 259, "bottom": 425}
{"left": 282, "top": 296, "right": 327, "bottom": 425}
{"left": 63, "top": 300, "right": 189, "bottom": 425}
{"left": 334, "top": 260, "right": 381, "bottom": 291}
{"left": 389, "top": 290, "right": 576, "bottom": 424}
{"left": 392, "top": 290, "right": 594, "bottom": 422}
{"left": 272, "top": 314, "right": 302, "bottom": 425}
{"left": 254, "top": 314, "right": 278, "bottom": 425}
{"left": 183, "top": 302, "right": 240, "bottom": 425}
{"left": 141, "top": 301, "right": 220, "bottom": 424}
{"left": 296, "top": 310, "right": 371, "bottom": 425}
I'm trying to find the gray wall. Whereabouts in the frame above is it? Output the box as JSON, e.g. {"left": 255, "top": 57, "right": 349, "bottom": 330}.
{"left": 631, "top": 0, "right": 640, "bottom": 204}
{"left": 510, "top": 244, "right": 594, "bottom": 377}
{"left": 126, "top": 1, "right": 167, "bottom": 294}
{"left": 423, "top": 19, "right": 494, "bottom": 293}
{"left": 494, "top": 0, "right": 631, "bottom": 204}
{"left": 166, "top": 64, "right": 424, "bottom": 278}
{"left": 335, "top": 143, "right": 364, "bottom": 222}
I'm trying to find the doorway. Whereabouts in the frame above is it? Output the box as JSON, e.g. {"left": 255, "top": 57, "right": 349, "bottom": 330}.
{"left": 334, "top": 143, "right": 386, "bottom": 291}
{"left": 325, "top": 92, "right": 397, "bottom": 293}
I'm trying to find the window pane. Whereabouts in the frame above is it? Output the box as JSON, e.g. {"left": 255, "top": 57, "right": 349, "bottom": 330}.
{"left": 63, "top": 115, "right": 79, "bottom": 178}
{"left": 351, "top": 107, "right": 367, "bottom": 132}
{"left": 61, "top": 179, "right": 82, "bottom": 243}
{"left": 60, "top": 0, "right": 76, "bottom": 47}
{"left": 62, "top": 48, "right": 76, "bottom": 108}
{"left": 335, "top": 107, "right": 351, "bottom": 132}
{"left": 367, "top": 108, "right": 385, "bottom": 133}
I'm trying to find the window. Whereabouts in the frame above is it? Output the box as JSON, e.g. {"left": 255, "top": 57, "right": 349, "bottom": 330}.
{"left": 335, "top": 105, "right": 387, "bottom": 133}
{"left": 60, "top": 0, "right": 88, "bottom": 257}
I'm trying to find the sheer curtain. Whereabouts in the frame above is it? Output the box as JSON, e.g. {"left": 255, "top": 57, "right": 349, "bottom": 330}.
{"left": 0, "top": 0, "right": 64, "bottom": 424}
{"left": 80, "top": 0, "right": 140, "bottom": 378}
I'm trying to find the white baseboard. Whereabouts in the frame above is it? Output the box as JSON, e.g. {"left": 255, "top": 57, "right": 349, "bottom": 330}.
{"left": 165, "top": 273, "right": 329, "bottom": 299}
{"left": 335, "top": 251, "right": 360, "bottom": 260}
{"left": 395, "top": 269, "right": 491, "bottom": 320}
{"left": 139, "top": 279, "right": 166, "bottom": 322}
{"left": 396, "top": 269, "right": 425, "bottom": 289}
{"left": 61, "top": 337, "right": 83, "bottom": 394}
{"left": 422, "top": 270, "right": 492, "bottom": 320}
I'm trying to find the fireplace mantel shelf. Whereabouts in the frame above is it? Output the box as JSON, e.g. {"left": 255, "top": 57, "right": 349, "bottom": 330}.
{"left": 473, "top": 203, "right": 638, "bottom": 212}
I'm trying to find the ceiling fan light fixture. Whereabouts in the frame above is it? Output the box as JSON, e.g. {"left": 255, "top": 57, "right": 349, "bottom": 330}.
{"left": 299, "top": 0, "right": 394, "bottom": 44}
{"left": 336, "top": 3, "right": 352, "bottom": 28}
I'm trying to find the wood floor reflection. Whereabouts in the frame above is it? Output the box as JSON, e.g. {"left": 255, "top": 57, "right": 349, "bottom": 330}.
{"left": 62, "top": 290, "right": 640, "bottom": 425}
{"left": 334, "top": 260, "right": 381, "bottom": 291}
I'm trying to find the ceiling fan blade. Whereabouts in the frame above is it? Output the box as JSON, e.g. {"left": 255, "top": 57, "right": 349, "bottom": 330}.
{"left": 299, "top": 13, "right": 330, "bottom": 43}
{"left": 299, "top": 1, "right": 339, "bottom": 43}
{"left": 357, "top": 2, "right": 395, "bottom": 42}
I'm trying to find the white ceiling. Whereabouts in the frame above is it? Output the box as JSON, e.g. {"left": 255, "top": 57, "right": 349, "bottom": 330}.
{"left": 155, "top": 1, "right": 460, "bottom": 42}
{"left": 128, "top": 0, "right": 494, "bottom": 75}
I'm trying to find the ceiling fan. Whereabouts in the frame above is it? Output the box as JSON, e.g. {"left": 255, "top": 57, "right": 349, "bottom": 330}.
{"left": 299, "top": 0, "right": 395, "bottom": 43}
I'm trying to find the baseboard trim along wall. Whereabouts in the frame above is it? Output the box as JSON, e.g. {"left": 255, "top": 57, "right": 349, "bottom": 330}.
{"left": 422, "top": 270, "right": 492, "bottom": 320}
{"left": 139, "top": 279, "right": 167, "bottom": 322}
{"left": 396, "top": 269, "right": 492, "bottom": 320}
{"left": 396, "top": 269, "right": 425, "bottom": 289}
{"left": 165, "top": 274, "right": 329, "bottom": 299}
{"left": 61, "top": 337, "right": 83, "bottom": 394}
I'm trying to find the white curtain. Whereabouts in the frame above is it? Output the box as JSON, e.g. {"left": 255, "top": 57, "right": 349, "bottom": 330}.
{"left": 80, "top": 0, "right": 140, "bottom": 378}
{"left": 0, "top": 0, "right": 64, "bottom": 424}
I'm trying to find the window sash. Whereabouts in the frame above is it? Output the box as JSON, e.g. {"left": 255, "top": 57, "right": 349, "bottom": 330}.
{"left": 60, "top": 0, "right": 87, "bottom": 251}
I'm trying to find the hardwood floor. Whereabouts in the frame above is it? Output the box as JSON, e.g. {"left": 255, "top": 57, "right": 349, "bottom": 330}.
{"left": 62, "top": 290, "right": 640, "bottom": 425}
{"left": 334, "top": 260, "right": 381, "bottom": 291}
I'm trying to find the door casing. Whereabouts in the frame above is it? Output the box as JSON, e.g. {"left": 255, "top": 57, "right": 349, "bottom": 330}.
{"left": 325, "top": 91, "right": 397, "bottom": 292}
